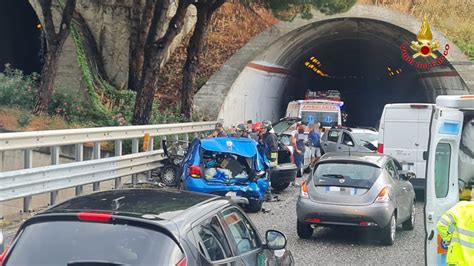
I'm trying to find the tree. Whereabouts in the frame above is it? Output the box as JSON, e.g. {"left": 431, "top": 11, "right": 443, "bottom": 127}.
{"left": 180, "top": 0, "right": 226, "bottom": 120}
{"left": 33, "top": 0, "right": 76, "bottom": 114}
{"left": 131, "top": 0, "right": 194, "bottom": 125}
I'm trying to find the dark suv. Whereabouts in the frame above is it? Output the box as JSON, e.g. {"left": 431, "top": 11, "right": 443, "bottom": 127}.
{"left": 0, "top": 189, "right": 293, "bottom": 266}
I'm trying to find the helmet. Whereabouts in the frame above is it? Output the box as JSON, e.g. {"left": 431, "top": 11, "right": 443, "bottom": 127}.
{"left": 215, "top": 122, "right": 223, "bottom": 130}
{"left": 236, "top": 124, "right": 247, "bottom": 132}
{"left": 262, "top": 120, "right": 272, "bottom": 130}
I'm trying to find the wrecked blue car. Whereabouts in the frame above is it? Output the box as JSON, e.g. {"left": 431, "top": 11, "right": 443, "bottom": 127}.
{"left": 178, "top": 137, "right": 268, "bottom": 212}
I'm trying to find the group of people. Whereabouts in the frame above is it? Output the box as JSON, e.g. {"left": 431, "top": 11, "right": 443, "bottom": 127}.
{"left": 290, "top": 122, "right": 323, "bottom": 178}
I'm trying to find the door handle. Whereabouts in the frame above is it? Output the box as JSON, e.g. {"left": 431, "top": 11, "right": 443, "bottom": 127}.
{"left": 428, "top": 230, "right": 434, "bottom": 240}
{"left": 338, "top": 147, "right": 341, "bottom": 150}
{"left": 324, "top": 143, "right": 328, "bottom": 146}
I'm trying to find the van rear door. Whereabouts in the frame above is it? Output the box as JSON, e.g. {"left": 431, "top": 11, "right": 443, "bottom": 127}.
{"left": 425, "top": 107, "right": 463, "bottom": 266}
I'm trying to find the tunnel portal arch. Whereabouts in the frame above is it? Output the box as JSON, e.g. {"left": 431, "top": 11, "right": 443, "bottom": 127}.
{"left": 195, "top": 5, "right": 472, "bottom": 127}
{"left": 0, "top": 0, "right": 44, "bottom": 74}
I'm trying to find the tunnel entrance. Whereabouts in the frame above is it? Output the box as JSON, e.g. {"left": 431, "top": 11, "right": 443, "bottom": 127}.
{"left": 215, "top": 18, "right": 469, "bottom": 128}
{"left": 0, "top": 0, "right": 44, "bottom": 74}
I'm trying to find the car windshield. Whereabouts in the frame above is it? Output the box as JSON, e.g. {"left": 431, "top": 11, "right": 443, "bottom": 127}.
{"left": 273, "top": 120, "right": 297, "bottom": 135}
{"left": 5, "top": 221, "right": 183, "bottom": 266}
{"left": 314, "top": 162, "right": 381, "bottom": 189}
{"left": 352, "top": 132, "right": 378, "bottom": 144}
{"left": 301, "top": 111, "right": 338, "bottom": 127}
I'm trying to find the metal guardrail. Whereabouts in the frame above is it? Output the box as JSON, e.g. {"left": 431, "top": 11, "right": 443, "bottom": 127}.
{"left": 0, "top": 121, "right": 217, "bottom": 214}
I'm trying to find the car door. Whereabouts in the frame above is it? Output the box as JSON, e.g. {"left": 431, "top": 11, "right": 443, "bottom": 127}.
{"left": 384, "top": 160, "right": 407, "bottom": 220}
{"left": 219, "top": 207, "right": 263, "bottom": 265}
{"left": 337, "top": 131, "right": 355, "bottom": 153}
{"left": 191, "top": 214, "right": 244, "bottom": 265}
{"left": 394, "top": 159, "right": 413, "bottom": 216}
{"left": 425, "top": 108, "right": 463, "bottom": 266}
{"left": 322, "top": 129, "right": 340, "bottom": 153}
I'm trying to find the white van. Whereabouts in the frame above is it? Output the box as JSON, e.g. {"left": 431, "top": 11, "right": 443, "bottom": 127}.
{"left": 423, "top": 95, "right": 474, "bottom": 265}
{"left": 378, "top": 103, "right": 434, "bottom": 189}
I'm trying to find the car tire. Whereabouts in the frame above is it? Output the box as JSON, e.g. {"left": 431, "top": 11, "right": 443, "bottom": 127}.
{"left": 380, "top": 213, "right": 396, "bottom": 246}
{"left": 160, "top": 165, "right": 179, "bottom": 187}
{"left": 245, "top": 200, "right": 263, "bottom": 213}
{"left": 272, "top": 182, "right": 290, "bottom": 191}
{"left": 402, "top": 202, "right": 415, "bottom": 231}
{"left": 297, "top": 221, "right": 313, "bottom": 239}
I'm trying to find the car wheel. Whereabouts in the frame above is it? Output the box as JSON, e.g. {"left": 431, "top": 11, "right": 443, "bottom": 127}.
{"left": 380, "top": 213, "right": 396, "bottom": 246}
{"left": 160, "top": 165, "right": 179, "bottom": 187}
{"left": 297, "top": 220, "right": 313, "bottom": 239}
{"left": 402, "top": 202, "right": 415, "bottom": 231}
{"left": 272, "top": 182, "right": 290, "bottom": 191}
{"left": 245, "top": 200, "right": 263, "bottom": 213}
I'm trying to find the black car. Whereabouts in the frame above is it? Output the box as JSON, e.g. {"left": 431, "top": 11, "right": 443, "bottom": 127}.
{"left": 0, "top": 189, "right": 294, "bottom": 266}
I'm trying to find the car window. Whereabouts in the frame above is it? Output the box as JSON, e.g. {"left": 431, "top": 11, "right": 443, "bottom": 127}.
{"left": 327, "top": 130, "right": 340, "bottom": 142}
{"left": 221, "top": 208, "right": 260, "bottom": 255}
{"left": 434, "top": 143, "right": 451, "bottom": 198}
{"left": 314, "top": 162, "right": 381, "bottom": 189}
{"left": 385, "top": 160, "right": 399, "bottom": 180}
{"left": 342, "top": 132, "right": 354, "bottom": 146}
{"left": 194, "top": 215, "right": 233, "bottom": 262}
{"left": 5, "top": 221, "right": 183, "bottom": 266}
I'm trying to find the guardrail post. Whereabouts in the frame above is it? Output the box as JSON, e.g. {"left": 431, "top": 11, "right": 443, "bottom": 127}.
{"left": 23, "top": 148, "right": 33, "bottom": 213}
{"left": 131, "top": 138, "right": 139, "bottom": 186}
{"left": 50, "top": 146, "right": 60, "bottom": 205}
{"left": 146, "top": 137, "right": 154, "bottom": 180}
{"left": 114, "top": 140, "right": 122, "bottom": 189}
{"left": 75, "top": 144, "right": 84, "bottom": 195}
{"left": 92, "top": 142, "right": 101, "bottom": 191}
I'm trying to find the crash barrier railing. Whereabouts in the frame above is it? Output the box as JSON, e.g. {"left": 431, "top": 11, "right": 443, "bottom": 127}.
{"left": 0, "top": 121, "right": 217, "bottom": 214}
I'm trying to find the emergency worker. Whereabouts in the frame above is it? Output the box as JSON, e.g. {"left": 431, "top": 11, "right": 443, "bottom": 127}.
{"left": 436, "top": 188, "right": 474, "bottom": 266}
{"left": 207, "top": 122, "right": 227, "bottom": 138}
{"left": 234, "top": 124, "right": 249, "bottom": 138}
{"left": 261, "top": 120, "right": 278, "bottom": 202}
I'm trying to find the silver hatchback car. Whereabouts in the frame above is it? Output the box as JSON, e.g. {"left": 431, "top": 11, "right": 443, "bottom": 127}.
{"left": 296, "top": 152, "right": 416, "bottom": 245}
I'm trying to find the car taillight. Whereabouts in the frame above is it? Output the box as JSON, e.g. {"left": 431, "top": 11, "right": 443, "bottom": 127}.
{"left": 305, "top": 218, "right": 320, "bottom": 223}
{"left": 300, "top": 181, "right": 309, "bottom": 198}
{"left": 77, "top": 212, "right": 112, "bottom": 222}
{"left": 377, "top": 143, "right": 384, "bottom": 154}
{"left": 176, "top": 257, "right": 187, "bottom": 266}
{"left": 375, "top": 187, "right": 390, "bottom": 203}
{"left": 0, "top": 247, "right": 9, "bottom": 266}
{"left": 189, "top": 165, "right": 201, "bottom": 178}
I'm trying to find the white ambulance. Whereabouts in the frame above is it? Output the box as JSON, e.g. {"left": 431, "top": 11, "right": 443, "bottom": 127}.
{"left": 424, "top": 95, "right": 474, "bottom": 265}
{"left": 285, "top": 99, "right": 343, "bottom": 128}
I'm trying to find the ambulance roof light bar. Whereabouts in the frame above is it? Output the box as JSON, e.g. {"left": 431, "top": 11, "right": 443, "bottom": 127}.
{"left": 436, "top": 95, "right": 474, "bottom": 110}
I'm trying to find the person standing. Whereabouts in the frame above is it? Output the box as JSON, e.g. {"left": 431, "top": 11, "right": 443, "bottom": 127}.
{"left": 261, "top": 120, "right": 278, "bottom": 201}
{"left": 247, "top": 120, "right": 253, "bottom": 132}
{"left": 308, "top": 123, "right": 322, "bottom": 167}
{"left": 207, "top": 122, "right": 227, "bottom": 138}
{"left": 291, "top": 123, "right": 306, "bottom": 179}
{"left": 436, "top": 191, "right": 474, "bottom": 266}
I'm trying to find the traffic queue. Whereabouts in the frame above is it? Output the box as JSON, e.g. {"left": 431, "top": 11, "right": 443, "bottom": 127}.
{"left": 0, "top": 95, "right": 473, "bottom": 266}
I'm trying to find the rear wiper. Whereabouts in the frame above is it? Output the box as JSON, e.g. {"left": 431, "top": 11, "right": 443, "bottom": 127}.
{"left": 321, "top": 174, "right": 345, "bottom": 179}
{"left": 68, "top": 261, "right": 126, "bottom": 266}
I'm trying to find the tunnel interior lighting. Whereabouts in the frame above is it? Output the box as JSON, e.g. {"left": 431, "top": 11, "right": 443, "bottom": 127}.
{"left": 387, "top": 66, "right": 402, "bottom": 77}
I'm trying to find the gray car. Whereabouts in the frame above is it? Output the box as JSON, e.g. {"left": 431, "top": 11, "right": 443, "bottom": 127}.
{"left": 321, "top": 127, "right": 378, "bottom": 154}
{"left": 296, "top": 152, "right": 416, "bottom": 245}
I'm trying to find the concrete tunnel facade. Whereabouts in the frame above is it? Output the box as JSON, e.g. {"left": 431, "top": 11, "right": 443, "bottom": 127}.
{"left": 195, "top": 5, "right": 473, "bottom": 128}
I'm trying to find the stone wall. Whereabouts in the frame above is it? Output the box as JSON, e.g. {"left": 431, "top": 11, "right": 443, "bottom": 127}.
{"left": 28, "top": 0, "right": 197, "bottom": 93}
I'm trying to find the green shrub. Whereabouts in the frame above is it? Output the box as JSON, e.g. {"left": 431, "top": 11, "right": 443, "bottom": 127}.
{"left": 0, "top": 65, "right": 39, "bottom": 109}
{"left": 48, "top": 87, "right": 92, "bottom": 123}
{"left": 17, "top": 111, "right": 32, "bottom": 128}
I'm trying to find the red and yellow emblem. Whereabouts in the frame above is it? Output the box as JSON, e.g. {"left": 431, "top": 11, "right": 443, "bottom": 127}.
{"left": 410, "top": 16, "right": 440, "bottom": 59}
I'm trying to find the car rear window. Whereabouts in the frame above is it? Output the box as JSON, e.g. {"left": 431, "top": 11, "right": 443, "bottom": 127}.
{"left": 314, "top": 162, "right": 381, "bottom": 189}
{"left": 5, "top": 221, "right": 183, "bottom": 266}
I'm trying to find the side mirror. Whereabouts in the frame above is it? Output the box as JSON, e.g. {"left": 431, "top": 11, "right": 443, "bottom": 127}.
{"left": 400, "top": 171, "right": 416, "bottom": 181}
{"left": 0, "top": 230, "right": 4, "bottom": 253}
{"left": 345, "top": 141, "right": 354, "bottom": 147}
{"left": 265, "top": 230, "right": 287, "bottom": 250}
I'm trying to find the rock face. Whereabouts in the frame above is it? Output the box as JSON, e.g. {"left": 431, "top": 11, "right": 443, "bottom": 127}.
{"left": 28, "top": 0, "right": 196, "bottom": 93}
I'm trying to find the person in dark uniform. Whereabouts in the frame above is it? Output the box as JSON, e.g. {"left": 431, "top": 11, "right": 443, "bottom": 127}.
{"left": 207, "top": 122, "right": 227, "bottom": 138}
{"left": 261, "top": 120, "right": 279, "bottom": 202}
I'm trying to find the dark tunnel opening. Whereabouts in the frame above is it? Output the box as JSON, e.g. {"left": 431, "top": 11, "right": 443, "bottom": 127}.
{"left": 271, "top": 18, "right": 462, "bottom": 128}
{"left": 0, "top": 0, "right": 44, "bottom": 74}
